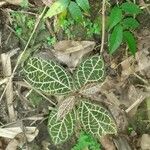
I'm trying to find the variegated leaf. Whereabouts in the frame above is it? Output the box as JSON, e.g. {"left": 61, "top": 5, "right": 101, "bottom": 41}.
{"left": 48, "top": 109, "right": 76, "bottom": 144}
{"left": 23, "top": 57, "right": 74, "bottom": 95}
{"left": 78, "top": 100, "right": 117, "bottom": 138}
{"left": 57, "top": 96, "right": 75, "bottom": 120}
{"left": 75, "top": 56, "right": 105, "bottom": 89}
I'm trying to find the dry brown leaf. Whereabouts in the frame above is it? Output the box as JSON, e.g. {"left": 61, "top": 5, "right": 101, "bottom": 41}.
{"left": 0, "top": 0, "right": 23, "bottom": 6}
{"left": 125, "top": 85, "right": 146, "bottom": 117}
{"left": 120, "top": 34, "right": 150, "bottom": 81}
{"left": 57, "top": 96, "right": 75, "bottom": 120}
{"left": 53, "top": 40, "right": 95, "bottom": 68}
{"left": 113, "top": 136, "right": 132, "bottom": 150}
{"left": 140, "top": 134, "right": 150, "bottom": 150}
{"left": 5, "top": 133, "right": 26, "bottom": 150}
{"left": 0, "top": 127, "right": 38, "bottom": 142}
{"left": 42, "top": 0, "right": 52, "bottom": 6}
{"left": 121, "top": 57, "right": 135, "bottom": 81}
{"left": 100, "top": 135, "right": 116, "bottom": 150}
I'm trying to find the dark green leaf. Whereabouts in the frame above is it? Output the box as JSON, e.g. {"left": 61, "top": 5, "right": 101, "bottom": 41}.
{"left": 108, "top": 6, "right": 122, "bottom": 30}
{"left": 75, "top": 0, "right": 90, "bottom": 12}
{"left": 123, "top": 31, "right": 136, "bottom": 56}
{"left": 23, "top": 57, "right": 74, "bottom": 95}
{"left": 121, "top": 2, "right": 141, "bottom": 15}
{"left": 122, "top": 17, "right": 139, "bottom": 30}
{"left": 48, "top": 109, "right": 76, "bottom": 144}
{"left": 78, "top": 100, "right": 117, "bottom": 138}
{"left": 108, "top": 24, "right": 123, "bottom": 54}
{"left": 44, "top": 0, "right": 69, "bottom": 18}
{"left": 75, "top": 56, "right": 105, "bottom": 89}
{"left": 68, "top": 1, "right": 83, "bottom": 22}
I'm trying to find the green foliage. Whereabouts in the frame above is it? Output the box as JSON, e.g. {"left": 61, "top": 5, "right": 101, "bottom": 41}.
{"left": 26, "top": 90, "right": 43, "bottom": 107}
{"left": 10, "top": 11, "right": 52, "bottom": 47}
{"left": 46, "top": 36, "right": 56, "bottom": 46}
{"left": 123, "top": 31, "right": 136, "bottom": 56}
{"left": 122, "top": 18, "right": 139, "bottom": 30}
{"left": 78, "top": 101, "right": 117, "bottom": 137}
{"left": 23, "top": 55, "right": 117, "bottom": 145}
{"left": 72, "top": 131, "right": 101, "bottom": 150}
{"left": 83, "top": 18, "right": 101, "bottom": 37}
{"left": 108, "top": 6, "right": 122, "bottom": 31}
{"left": 121, "top": 2, "right": 141, "bottom": 15}
{"left": 109, "top": 24, "right": 123, "bottom": 54}
{"left": 10, "top": 12, "right": 34, "bottom": 39}
{"left": 75, "top": 56, "right": 105, "bottom": 89}
{"left": 23, "top": 57, "right": 74, "bottom": 95}
{"left": 68, "top": 1, "right": 82, "bottom": 22}
{"left": 76, "top": 0, "right": 90, "bottom": 12}
{"left": 48, "top": 109, "right": 76, "bottom": 144}
{"left": 108, "top": 2, "right": 141, "bottom": 55}
{"left": 44, "top": 0, "right": 90, "bottom": 22}
{"left": 44, "top": 0, "right": 69, "bottom": 19}
{"left": 59, "top": 17, "right": 101, "bottom": 39}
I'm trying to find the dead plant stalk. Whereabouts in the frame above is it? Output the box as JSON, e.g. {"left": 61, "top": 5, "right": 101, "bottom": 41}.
{"left": 100, "top": 0, "right": 106, "bottom": 53}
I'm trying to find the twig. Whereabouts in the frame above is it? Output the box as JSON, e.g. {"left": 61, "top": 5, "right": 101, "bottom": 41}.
{"left": 140, "top": 0, "right": 150, "bottom": 14}
{"left": 1, "top": 53, "right": 16, "bottom": 121}
{"left": 0, "top": 78, "right": 8, "bottom": 85}
{"left": 0, "top": 6, "right": 47, "bottom": 103}
{"left": 17, "top": 80, "right": 56, "bottom": 106}
{"left": 125, "top": 95, "right": 145, "bottom": 113}
{"left": 100, "top": 0, "right": 106, "bottom": 54}
{"left": 133, "top": 72, "right": 149, "bottom": 85}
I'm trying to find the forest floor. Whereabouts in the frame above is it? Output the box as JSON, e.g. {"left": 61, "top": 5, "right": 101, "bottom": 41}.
{"left": 0, "top": 0, "right": 150, "bottom": 150}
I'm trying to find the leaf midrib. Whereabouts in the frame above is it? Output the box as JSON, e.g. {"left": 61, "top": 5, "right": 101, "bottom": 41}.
{"left": 28, "top": 62, "right": 72, "bottom": 91}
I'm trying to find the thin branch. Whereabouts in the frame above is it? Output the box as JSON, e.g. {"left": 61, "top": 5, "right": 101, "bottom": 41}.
{"left": 125, "top": 95, "right": 144, "bottom": 113}
{"left": 100, "top": 0, "right": 106, "bottom": 53}
{"left": 0, "top": 6, "right": 47, "bottom": 103}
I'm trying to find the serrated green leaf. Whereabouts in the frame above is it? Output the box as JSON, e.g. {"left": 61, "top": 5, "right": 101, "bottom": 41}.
{"left": 44, "top": 0, "right": 69, "bottom": 19}
{"left": 123, "top": 31, "right": 136, "bottom": 56}
{"left": 108, "top": 24, "right": 123, "bottom": 54}
{"left": 68, "top": 1, "right": 83, "bottom": 22}
{"left": 108, "top": 6, "right": 122, "bottom": 30}
{"left": 122, "top": 17, "right": 139, "bottom": 30}
{"left": 48, "top": 109, "right": 76, "bottom": 144}
{"left": 78, "top": 101, "right": 117, "bottom": 138}
{"left": 23, "top": 57, "right": 74, "bottom": 95}
{"left": 75, "top": 56, "right": 105, "bottom": 89}
{"left": 75, "top": 0, "right": 90, "bottom": 12}
{"left": 121, "top": 2, "right": 141, "bottom": 15}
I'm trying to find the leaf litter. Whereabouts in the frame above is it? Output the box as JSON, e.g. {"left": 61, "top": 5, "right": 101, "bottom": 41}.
{"left": 0, "top": 0, "right": 150, "bottom": 149}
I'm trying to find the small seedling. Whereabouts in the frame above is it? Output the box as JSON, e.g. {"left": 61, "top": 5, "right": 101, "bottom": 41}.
{"left": 72, "top": 131, "right": 101, "bottom": 150}
{"left": 23, "top": 55, "right": 117, "bottom": 145}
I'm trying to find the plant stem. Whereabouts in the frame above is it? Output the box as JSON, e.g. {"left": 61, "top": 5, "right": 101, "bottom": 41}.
{"left": 100, "top": 0, "right": 106, "bottom": 54}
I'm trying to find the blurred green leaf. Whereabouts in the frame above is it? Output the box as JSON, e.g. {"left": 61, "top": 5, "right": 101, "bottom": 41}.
{"left": 123, "top": 31, "right": 136, "bottom": 56}
{"left": 108, "top": 24, "right": 123, "bottom": 54}
{"left": 108, "top": 6, "right": 122, "bottom": 30}
{"left": 121, "top": 2, "right": 141, "bottom": 15}
{"left": 122, "top": 17, "right": 139, "bottom": 30}
{"left": 68, "top": 1, "right": 83, "bottom": 22}
{"left": 44, "top": 0, "right": 69, "bottom": 19}
{"left": 75, "top": 0, "right": 90, "bottom": 12}
{"left": 21, "top": 0, "right": 28, "bottom": 8}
